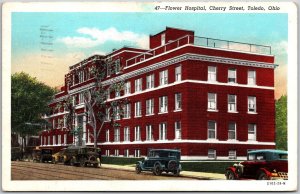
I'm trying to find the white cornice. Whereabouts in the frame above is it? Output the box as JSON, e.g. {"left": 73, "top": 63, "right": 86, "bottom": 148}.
{"left": 100, "top": 139, "right": 275, "bottom": 146}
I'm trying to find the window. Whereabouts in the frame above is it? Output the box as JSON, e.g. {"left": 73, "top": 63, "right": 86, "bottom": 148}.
{"left": 106, "top": 129, "right": 110, "bottom": 142}
{"left": 146, "top": 125, "right": 153, "bottom": 141}
{"left": 124, "top": 127, "right": 130, "bottom": 142}
{"left": 58, "top": 135, "right": 61, "bottom": 145}
{"left": 105, "top": 150, "right": 110, "bottom": 156}
{"left": 135, "top": 78, "right": 142, "bottom": 92}
{"left": 53, "top": 135, "right": 56, "bottom": 145}
{"left": 115, "top": 59, "right": 121, "bottom": 74}
{"left": 107, "top": 63, "right": 111, "bottom": 77}
{"left": 107, "top": 89, "right": 110, "bottom": 100}
{"left": 159, "top": 70, "right": 168, "bottom": 86}
{"left": 123, "top": 103, "right": 131, "bottom": 119}
{"left": 115, "top": 149, "right": 119, "bottom": 156}
{"left": 135, "top": 101, "right": 142, "bottom": 117}
{"left": 48, "top": 136, "right": 50, "bottom": 145}
{"left": 124, "top": 149, "right": 129, "bottom": 157}
{"left": 175, "top": 65, "right": 182, "bottom": 82}
{"left": 208, "top": 121, "right": 216, "bottom": 139}
{"left": 208, "top": 93, "right": 217, "bottom": 110}
{"left": 115, "top": 89, "right": 120, "bottom": 97}
{"left": 124, "top": 81, "right": 131, "bottom": 95}
{"left": 228, "top": 95, "right": 237, "bottom": 112}
{"left": 248, "top": 96, "right": 256, "bottom": 113}
{"left": 175, "top": 121, "right": 181, "bottom": 139}
{"left": 114, "top": 106, "right": 120, "bottom": 120}
{"left": 114, "top": 128, "right": 120, "bottom": 142}
{"left": 228, "top": 122, "right": 236, "bottom": 140}
{"left": 208, "top": 66, "right": 216, "bottom": 81}
{"left": 248, "top": 70, "right": 256, "bottom": 85}
{"left": 248, "top": 124, "right": 256, "bottom": 141}
{"left": 228, "top": 69, "right": 236, "bottom": 83}
{"left": 175, "top": 93, "right": 182, "bottom": 110}
{"left": 135, "top": 126, "right": 141, "bottom": 141}
{"left": 159, "top": 123, "right": 167, "bottom": 140}
{"left": 208, "top": 149, "right": 216, "bottom": 159}
{"left": 161, "top": 33, "right": 165, "bottom": 45}
{"left": 40, "top": 136, "right": 42, "bottom": 146}
{"left": 146, "top": 74, "right": 155, "bottom": 89}
{"left": 146, "top": 99, "right": 154, "bottom": 115}
{"left": 63, "top": 116, "right": 67, "bottom": 128}
{"left": 229, "top": 150, "right": 237, "bottom": 159}
{"left": 159, "top": 96, "right": 168, "bottom": 113}
{"left": 64, "top": 134, "right": 67, "bottom": 145}
{"left": 79, "top": 92, "right": 84, "bottom": 104}
{"left": 106, "top": 108, "right": 110, "bottom": 121}
{"left": 134, "top": 149, "right": 141, "bottom": 158}
{"left": 44, "top": 137, "right": 46, "bottom": 145}
{"left": 53, "top": 119, "right": 56, "bottom": 129}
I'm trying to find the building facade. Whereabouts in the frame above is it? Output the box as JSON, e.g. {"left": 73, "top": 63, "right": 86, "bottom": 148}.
{"left": 41, "top": 27, "right": 276, "bottom": 160}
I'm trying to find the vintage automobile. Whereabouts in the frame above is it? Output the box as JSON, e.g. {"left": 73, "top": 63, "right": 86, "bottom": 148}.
{"left": 135, "top": 149, "right": 181, "bottom": 176}
{"left": 11, "top": 147, "right": 23, "bottom": 161}
{"left": 225, "top": 149, "right": 288, "bottom": 180}
{"left": 52, "top": 148, "right": 67, "bottom": 164}
{"left": 63, "top": 146, "right": 101, "bottom": 168}
{"left": 32, "top": 147, "right": 53, "bottom": 163}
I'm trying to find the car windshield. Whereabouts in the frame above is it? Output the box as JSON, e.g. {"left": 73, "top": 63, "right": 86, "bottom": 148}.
{"left": 279, "top": 154, "right": 288, "bottom": 160}
{"left": 42, "top": 149, "right": 52, "bottom": 154}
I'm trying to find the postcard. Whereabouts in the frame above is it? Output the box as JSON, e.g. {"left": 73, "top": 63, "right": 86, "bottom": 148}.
{"left": 2, "top": 1, "right": 298, "bottom": 191}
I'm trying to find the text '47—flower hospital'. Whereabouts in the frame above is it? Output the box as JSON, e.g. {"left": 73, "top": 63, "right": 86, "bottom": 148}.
{"left": 41, "top": 27, "right": 276, "bottom": 160}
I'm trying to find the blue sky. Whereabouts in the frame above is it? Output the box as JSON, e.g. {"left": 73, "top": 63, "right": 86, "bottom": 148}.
{"left": 11, "top": 12, "right": 288, "bottom": 98}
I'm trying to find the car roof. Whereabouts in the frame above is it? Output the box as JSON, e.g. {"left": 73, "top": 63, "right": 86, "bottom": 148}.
{"left": 149, "top": 149, "right": 180, "bottom": 152}
{"left": 248, "top": 149, "right": 287, "bottom": 155}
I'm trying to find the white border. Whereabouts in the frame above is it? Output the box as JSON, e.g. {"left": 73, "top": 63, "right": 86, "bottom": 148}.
{"left": 2, "top": 1, "right": 298, "bottom": 192}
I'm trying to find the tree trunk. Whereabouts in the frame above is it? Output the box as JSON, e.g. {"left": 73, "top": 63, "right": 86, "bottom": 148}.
{"left": 94, "top": 128, "right": 97, "bottom": 148}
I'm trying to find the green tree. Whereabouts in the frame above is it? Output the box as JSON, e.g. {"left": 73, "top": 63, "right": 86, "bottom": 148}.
{"left": 275, "top": 95, "right": 287, "bottom": 150}
{"left": 11, "top": 72, "right": 56, "bottom": 149}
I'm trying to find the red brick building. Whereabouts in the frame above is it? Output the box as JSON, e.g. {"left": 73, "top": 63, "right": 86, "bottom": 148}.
{"left": 41, "top": 27, "right": 276, "bottom": 160}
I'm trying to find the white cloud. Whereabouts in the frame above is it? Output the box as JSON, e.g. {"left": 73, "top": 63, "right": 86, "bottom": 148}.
{"left": 272, "top": 40, "right": 288, "bottom": 56}
{"left": 58, "top": 27, "right": 149, "bottom": 49}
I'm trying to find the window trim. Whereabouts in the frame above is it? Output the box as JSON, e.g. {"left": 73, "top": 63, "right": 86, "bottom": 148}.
{"left": 248, "top": 123, "right": 257, "bottom": 141}
{"left": 175, "top": 65, "right": 182, "bottom": 82}
{"left": 175, "top": 121, "right": 182, "bottom": 140}
{"left": 228, "top": 94, "right": 237, "bottom": 113}
{"left": 228, "top": 68, "right": 237, "bottom": 83}
{"left": 208, "top": 121, "right": 217, "bottom": 139}
{"left": 208, "top": 93, "right": 217, "bottom": 111}
{"left": 228, "top": 122, "right": 236, "bottom": 140}
{"left": 159, "top": 122, "right": 167, "bottom": 140}
{"left": 208, "top": 66, "right": 217, "bottom": 82}
{"left": 248, "top": 96, "right": 257, "bottom": 113}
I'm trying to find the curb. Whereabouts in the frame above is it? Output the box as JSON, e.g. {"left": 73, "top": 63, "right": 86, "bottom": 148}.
{"left": 101, "top": 164, "right": 225, "bottom": 180}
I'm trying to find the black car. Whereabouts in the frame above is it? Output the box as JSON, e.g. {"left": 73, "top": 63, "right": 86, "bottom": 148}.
{"left": 32, "top": 148, "right": 53, "bottom": 163}
{"left": 63, "top": 146, "right": 101, "bottom": 168}
{"left": 135, "top": 149, "right": 181, "bottom": 176}
{"left": 11, "top": 147, "right": 23, "bottom": 161}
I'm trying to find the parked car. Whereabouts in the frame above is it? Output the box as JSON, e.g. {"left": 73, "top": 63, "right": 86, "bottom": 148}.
{"left": 52, "top": 148, "right": 67, "bottom": 164}
{"left": 225, "top": 149, "right": 288, "bottom": 180}
{"left": 135, "top": 149, "right": 181, "bottom": 176}
{"left": 63, "top": 146, "right": 101, "bottom": 168}
{"left": 32, "top": 147, "right": 53, "bottom": 163}
{"left": 11, "top": 147, "right": 23, "bottom": 161}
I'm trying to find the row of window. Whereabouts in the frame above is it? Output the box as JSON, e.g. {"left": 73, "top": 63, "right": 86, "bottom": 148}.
{"left": 41, "top": 134, "right": 68, "bottom": 146}
{"left": 109, "top": 65, "right": 182, "bottom": 99}
{"left": 107, "top": 93, "right": 182, "bottom": 120}
{"left": 106, "top": 121, "right": 257, "bottom": 142}
{"left": 104, "top": 148, "right": 238, "bottom": 160}
{"left": 208, "top": 66, "right": 256, "bottom": 85}
{"left": 106, "top": 121, "right": 182, "bottom": 142}
{"left": 208, "top": 93, "right": 257, "bottom": 113}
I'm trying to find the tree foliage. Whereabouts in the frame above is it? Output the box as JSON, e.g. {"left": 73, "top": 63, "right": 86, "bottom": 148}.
{"left": 275, "top": 95, "right": 287, "bottom": 150}
{"left": 11, "top": 72, "right": 56, "bottom": 137}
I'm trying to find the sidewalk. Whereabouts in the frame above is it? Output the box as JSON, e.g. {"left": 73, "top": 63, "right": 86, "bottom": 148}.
{"left": 101, "top": 164, "right": 225, "bottom": 180}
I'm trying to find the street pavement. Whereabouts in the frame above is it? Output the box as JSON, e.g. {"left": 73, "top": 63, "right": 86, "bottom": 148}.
{"left": 101, "top": 164, "right": 226, "bottom": 180}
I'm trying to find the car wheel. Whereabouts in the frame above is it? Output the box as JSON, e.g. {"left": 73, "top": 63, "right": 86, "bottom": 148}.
{"left": 70, "top": 158, "right": 75, "bottom": 166}
{"left": 173, "top": 169, "right": 180, "bottom": 176}
{"left": 258, "top": 172, "right": 269, "bottom": 180}
{"left": 79, "top": 158, "right": 86, "bottom": 167}
{"left": 135, "top": 164, "right": 142, "bottom": 174}
{"left": 154, "top": 164, "right": 162, "bottom": 176}
{"left": 226, "top": 170, "right": 236, "bottom": 180}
